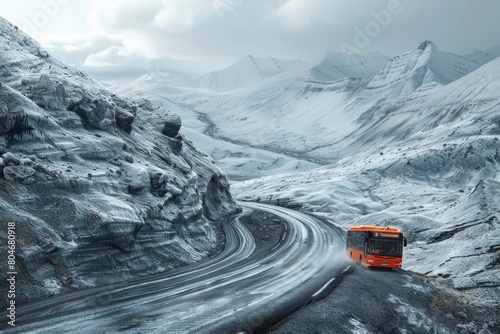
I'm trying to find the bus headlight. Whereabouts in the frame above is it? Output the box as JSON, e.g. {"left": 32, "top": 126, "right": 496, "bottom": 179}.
{"left": 367, "top": 259, "right": 374, "bottom": 264}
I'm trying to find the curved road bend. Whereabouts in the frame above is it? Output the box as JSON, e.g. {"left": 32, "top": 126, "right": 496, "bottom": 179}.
{"left": 2, "top": 203, "right": 350, "bottom": 334}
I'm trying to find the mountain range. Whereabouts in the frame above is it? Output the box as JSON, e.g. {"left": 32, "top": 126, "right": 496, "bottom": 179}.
{"left": 113, "top": 40, "right": 500, "bottom": 300}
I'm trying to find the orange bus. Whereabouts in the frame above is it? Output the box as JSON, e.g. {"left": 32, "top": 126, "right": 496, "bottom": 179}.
{"left": 346, "top": 225, "right": 407, "bottom": 269}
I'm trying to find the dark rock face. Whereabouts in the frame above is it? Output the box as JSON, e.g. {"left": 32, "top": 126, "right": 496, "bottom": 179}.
{"left": 30, "top": 74, "right": 66, "bottom": 110}
{"left": 162, "top": 111, "right": 182, "bottom": 138}
{"left": 150, "top": 172, "right": 169, "bottom": 197}
{"left": 0, "top": 17, "right": 240, "bottom": 306}
{"left": 114, "top": 107, "right": 135, "bottom": 134}
{"left": 67, "top": 97, "right": 116, "bottom": 131}
{"left": 113, "top": 96, "right": 136, "bottom": 134}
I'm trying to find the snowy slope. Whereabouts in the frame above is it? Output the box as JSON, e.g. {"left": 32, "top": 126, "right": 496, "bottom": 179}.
{"left": 310, "top": 51, "right": 387, "bottom": 82}
{"left": 113, "top": 63, "right": 369, "bottom": 168}
{"left": 0, "top": 17, "right": 240, "bottom": 305}
{"left": 111, "top": 81, "right": 323, "bottom": 180}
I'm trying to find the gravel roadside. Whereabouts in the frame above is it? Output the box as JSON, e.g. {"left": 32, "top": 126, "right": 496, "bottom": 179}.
{"left": 266, "top": 266, "right": 498, "bottom": 334}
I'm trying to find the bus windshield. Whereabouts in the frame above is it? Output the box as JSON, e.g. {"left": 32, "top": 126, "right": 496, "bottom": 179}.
{"left": 368, "top": 238, "right": 402, "bottom": 257}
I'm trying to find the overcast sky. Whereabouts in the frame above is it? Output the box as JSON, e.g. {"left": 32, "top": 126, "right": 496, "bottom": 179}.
{"left": 2, "top": 0, "right": 500, "bottom": 82}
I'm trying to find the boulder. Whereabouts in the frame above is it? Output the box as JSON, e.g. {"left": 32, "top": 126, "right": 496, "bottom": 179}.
{"left": 162, "top": 111, "right": 182, "bottom": 138}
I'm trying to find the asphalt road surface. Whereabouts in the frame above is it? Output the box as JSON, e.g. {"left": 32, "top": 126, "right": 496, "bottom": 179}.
{"left": 1, "top": 203, "right": 351, "bottom": 333}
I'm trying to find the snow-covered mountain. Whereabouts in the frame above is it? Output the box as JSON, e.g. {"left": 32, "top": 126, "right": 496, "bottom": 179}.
{"left": 114, "top": 41, "right": 496, "bottom": 169}
{"left": 233, "top": 52, "right": 500, "bottom": 294}
{"left": 362, "top": 40, "right": 494, "bottom": 99}
{"left": 137, "top": 55, "right": 307, "bottom": 92}
{"left": 113, "top": 40, "right": 500, "bottom": 299}
{"left": 0, "top": 17, "right": 240, "bottom": 305}
{"left": 192, "top": 55, "right": 307, "bottom": 92}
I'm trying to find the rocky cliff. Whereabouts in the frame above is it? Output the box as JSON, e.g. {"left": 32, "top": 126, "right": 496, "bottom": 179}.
{"left": 0, "top": 17, "right": 240, "bottom": 305}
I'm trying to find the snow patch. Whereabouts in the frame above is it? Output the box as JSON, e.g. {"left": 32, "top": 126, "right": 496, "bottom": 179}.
{"left": 348, "top": 317, "right": 372, "bottom": 334}
{"left": 42, "top": 278, "right": 62, "bottom": 295}
{"left": 388, "top": 294, "right": 431, "bottom": 331}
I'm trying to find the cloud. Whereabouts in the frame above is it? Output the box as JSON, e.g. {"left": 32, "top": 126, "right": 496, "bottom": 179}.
{"left": 88, "top": 0, "right": 213, "bottom": 33}
{"left": 79, "top": 0, "right": 376, "bottom": 78}
{"left": 274, "top": 0, "right": 336, "bottom": 29}
{"left": 83, "top": 45, "right": 138, "bottom": 67}
{"left": 40, "top": 33, "right": 121, "bottom": 54}
{"left": 28, "top": 32, "right": 121, "bottom": 68}
{"left": 152, "top": 0, "right": 213, "bottom": 33}
{"left": 80, "top": 44, "right": 150, "bottom": 81}
{"left": 83, "top": 0, "right": 218, "bottom": 61}
{"left": 9, "top": 0, "right": 498, "bottom": 82}
{"left": 82, "top": 50, "right": 213, "bottom": 83}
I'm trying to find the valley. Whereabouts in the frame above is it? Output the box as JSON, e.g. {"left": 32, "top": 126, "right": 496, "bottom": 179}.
{"left": 112, "top": 40, "right": 500, "bottom": 324}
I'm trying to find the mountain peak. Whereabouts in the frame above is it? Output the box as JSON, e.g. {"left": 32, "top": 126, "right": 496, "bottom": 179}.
{"left": 417, "top": 40, "right": 438, "bottom": 52}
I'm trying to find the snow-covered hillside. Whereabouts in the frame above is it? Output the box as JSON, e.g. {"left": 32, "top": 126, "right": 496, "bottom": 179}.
{"left": 113, "top": 40, "right": 500, "bottom": 301}
{"left": 111, "top": 60, "right": 324, "bottom": 180}
{"left": 0, "top": 17, "right": 240, "bottom": 305}
{"left": 310, "top": 51, "right": 387, "bottom": 82}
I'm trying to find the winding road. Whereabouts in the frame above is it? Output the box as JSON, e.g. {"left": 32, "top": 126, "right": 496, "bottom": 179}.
{"left": 2, "top": 203, "right": 351, "bottom": 333}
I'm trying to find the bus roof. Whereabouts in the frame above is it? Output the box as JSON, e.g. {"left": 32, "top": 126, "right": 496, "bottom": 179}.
{"left": 347, "top": 225, "right": 402, "bottom": 234}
